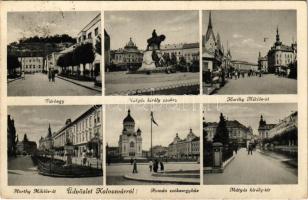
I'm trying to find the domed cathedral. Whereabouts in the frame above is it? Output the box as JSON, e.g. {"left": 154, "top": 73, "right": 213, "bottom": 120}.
{"left": 118, "top": 109, "right": 143, "bottom": 159}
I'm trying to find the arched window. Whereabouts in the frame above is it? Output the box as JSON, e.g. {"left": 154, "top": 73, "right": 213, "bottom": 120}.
{"left": 130, "top": 141, "right": 134, "bottom": 148}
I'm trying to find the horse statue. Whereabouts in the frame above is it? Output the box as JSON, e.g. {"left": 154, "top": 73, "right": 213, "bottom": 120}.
{"left": 146, "top": 29, "right": 166, "bottom": 50}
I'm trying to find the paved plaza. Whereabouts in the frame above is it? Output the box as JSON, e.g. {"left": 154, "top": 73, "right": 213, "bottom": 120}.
{"left": 208, "top": 74, "right": 297, "bottom": 95}
{"left": 8, "top": 156, "right": 103, "bottom": 186}
{"left": 105, "top": 71, "right": 199, "bottom": 95}
{"left": 107, "top": 162, "right": 200, "bottom": 185}
{"left": 8, "top": 73, "right": 100, "bottom": 96}
{"left": 204, "top": 148, "right": 297, "bottom": 185}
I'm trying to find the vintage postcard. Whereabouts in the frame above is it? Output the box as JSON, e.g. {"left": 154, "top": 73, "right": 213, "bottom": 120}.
{"left": 0, "top": 1, "right": 307, "bottom": 200}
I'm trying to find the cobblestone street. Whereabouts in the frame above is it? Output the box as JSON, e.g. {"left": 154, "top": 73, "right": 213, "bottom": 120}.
{"left": 8, "top": 73, "right": 100, "bottom": 96}
{"left": 209, "top": 74, "right": 297, "bottom": 95}
{"left": 204, "top": 148, "right": 297, "bottom": 185}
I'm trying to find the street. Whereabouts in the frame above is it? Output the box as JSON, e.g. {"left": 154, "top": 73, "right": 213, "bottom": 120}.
{"left": 204, "top": 148, "right": 297, "bottom": 184}
{"left": 212, "top": 74, "right": 297, "bottom": 94}
{"left": 107, "top": 162, "right": 200, "bottom": 185}
{"left": 8, "top": 73, "right": 100, "bottom": 96}
{"left": 8, "top": 156, "right": 103, "bottom": 186}
{"left": 105, "top": 71, "right": 199, "bottom": 95}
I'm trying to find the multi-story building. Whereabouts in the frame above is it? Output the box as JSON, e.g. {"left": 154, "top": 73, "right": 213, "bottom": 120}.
{"left": 258, "top": 52, "right": 268, "bottom": 73}
{"left": 258, "top": 115, "right": 276, "bottom": 140}
{"left": 204, "top": 120, "right": 253, "bottom": 147}
{"left": 267, "top": 111, "right": 297, "bottom": 145}
{"left": 7, "top": 115, "right": 17, "bottom": 156}
{"left": 267, "top": 27, "right": 297, "bottom": 75}
{"left": 149, "top": 145, "right": 168, "bottom": 158}
{"left": 52, "top": 105, "right": 102, "bottom": 158}
{"left": 167, "top": 128, "right": 200, "bottom": 160}
{"left": 39, "top": 124, "right": 54, "bottom": 151}
{"left": 202, "top": 11, "right": 232, "bottom": 88}
{"left": 16, "top": 134, "right": 37, "bottom": 155}
{"left": 160, "top": 42, "right": 199, "bottom": 64}
{"left": 231, "top": 60, "right": 259, "bottom": 72}
{"left": 118, "top": 109, "right": 143, "bottom": 159}
{"left": 110, "top": 38, "right": 143, "bottom": 71}
{"left": 104, "top": 30, "right": 111, "bottom": 69}
{"left": 18, "top": 57, "right": 44, "bottom": 73}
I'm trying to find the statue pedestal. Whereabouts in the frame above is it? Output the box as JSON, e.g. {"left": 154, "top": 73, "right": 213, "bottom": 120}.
{"left": 64, "top": 144, "right": 74, "bottom": 166}
{"left": 138, "top": 51, "right": 156, "bottom": 71}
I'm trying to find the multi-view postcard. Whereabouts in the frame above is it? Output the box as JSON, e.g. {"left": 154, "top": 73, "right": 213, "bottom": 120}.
{"left": 0, "top": 1, "right": 307, "bottom": 200}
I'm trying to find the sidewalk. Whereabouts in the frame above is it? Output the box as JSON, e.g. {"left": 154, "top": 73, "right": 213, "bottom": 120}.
{"left": 257, "top": 149, "right": 297, "bottom": 168}
{"left": 8, "top": 76, "right": 22, "bottom": 83}
{"left": 57, "top": 75, "right": 102, "bottom": 92}
{"left": 124, "top": 172, "right": 200, "bottom": 184}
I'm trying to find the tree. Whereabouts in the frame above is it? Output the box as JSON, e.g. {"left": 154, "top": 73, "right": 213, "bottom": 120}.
{"left": 78, "top": 43, "right": 95, "bottom": 77}
{"left": 213, "top": 113, "right": 229, "bottom": 145}
{"left": 179, "top": 56, "right": 187, "bottom": 66}
{"left": 23, "top": 134, "right": 28, "bottom": 142}
{"left": 95, "top": 35, "right": 101, "bottom": 55}
{"left": 7, "top": 55, "right": 21, "bottom": 75}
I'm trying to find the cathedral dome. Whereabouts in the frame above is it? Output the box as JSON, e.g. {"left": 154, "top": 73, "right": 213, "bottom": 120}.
{"left": 123, "top": 109, "right": 135, "bottom": 123}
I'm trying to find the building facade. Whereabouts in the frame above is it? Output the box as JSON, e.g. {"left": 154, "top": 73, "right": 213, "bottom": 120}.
{"left": 267, "top": 27, "right": 297, "bottom": 75}
{"left": 39, "top": 124, "right": 54, "bottom": 151}
{"left": 231, "top": 60, "right": 259, "bottom": 72}
{"left": 204, "top": 120, "right": 253, "bottom": 146}
{"left": 167, "top": 128, "right": 200, "bottom": 160}
{"left": 258, "top": 115, "right": 276, "bottom": 140}
{"left": 149, "top": 145, "right": 168, "bottom": 158}
{"left": 7, "top": 115, "right": 17, "bottom": 156}
{"left": 202, "top": 11, "right": 232, "bottom": 90}
{"left": 110, "top": 38, "right": 143, "bottom": 71}
{"left": 18, "top": 57, "right": 44, "bottom": 73}
{"left": 104, "top": 30, "right": 111, "bottom": 69}
{"left": 52, "top": 105, "right": 102, "bottom": 158}
{"left": 118, "top": 109, "right": 143, "bottom": 159}
{"left": 267, "top": 112, "right": 297, "bottom": 146}
{"left": 16, "top": 134, "right": 37, "bottom": 155}
{"left": 160, "top": 42, "right": 199, "bottom": 64}
{"left": 258, "top": 52, "right": 268, "bottom": 73}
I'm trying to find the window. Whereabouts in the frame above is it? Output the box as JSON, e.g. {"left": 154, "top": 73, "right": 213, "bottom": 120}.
{"left": 88, "top": 32, "right": 92, "bottom": 39}
{"left": 95, "top": 27, "right": 99, "bottom": 36}
{"left": 130, "top": 142, "right": 134, "bottom": 148}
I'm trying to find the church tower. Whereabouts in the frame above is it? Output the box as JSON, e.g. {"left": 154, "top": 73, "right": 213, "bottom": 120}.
{"left": 205, "top": 11, "right": 216, "bottom": 53}
{"left": 118, "top": 109, "right": 142, "bottom": 159}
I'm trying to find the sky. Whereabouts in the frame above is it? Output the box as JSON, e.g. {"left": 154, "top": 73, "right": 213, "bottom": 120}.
{"left": 7, "top": 11, "right": 99, "bottom": 44}
{"left": 105, "top": 10, "right": 199, "bottom": 50}
{"left": 106, "top": 104, "right": 200, "bottom": 151}
{"left": 202, "top": 10, "right": 297, "bottom": 63}
{"left": 8, "top": 105, "right": 93, "bottom": 145}
{"left": 203, "top": 103, "right": 297, "bottom": 135}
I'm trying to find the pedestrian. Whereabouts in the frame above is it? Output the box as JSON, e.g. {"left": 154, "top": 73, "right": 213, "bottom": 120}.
{"left": 153, "top": 159, "right": 158, "bottom": 173}
{"left": 51, "top": 70, "right": 55, "bottom": 82}
{"left": 159, "top": 161, "right": 164, "bottom": 172}
{"left": 132, "top": 159, "right": 138, "bottom": 173}
{"left": 48, "top": 69, "right": 51, "bottom": 82}
{"left": 248, "top": 143, "right": 253, "bottom": 155}
{"left": 149, "top": 160, "right": 153, "bottom": 172}
{"left": 130, "top": 158, "right": 133, "bottom": 165}
{"left": 82, "top": 150, "right": 87, "bottom": 166}
{"left": 21, "top": 70, "right": 25, "bottom": 80}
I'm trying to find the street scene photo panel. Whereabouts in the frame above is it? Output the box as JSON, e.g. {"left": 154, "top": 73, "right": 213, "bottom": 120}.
{"left": 106, "top": 104, "right": 200, "bottom": 185}
{"left": 7, "top": 105, "right": 103, "bottom": 186}
{"left": 104, "top": 10, "right": 200, "bottom": 95}
{"left": 203, "top": 103, "right": 298, "bottom": 184}
{"left": 202, "top": 10, "right": 297, "bottom": 95}
{"left": 7, "top": 11, "right": 102, "bottom": 96}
